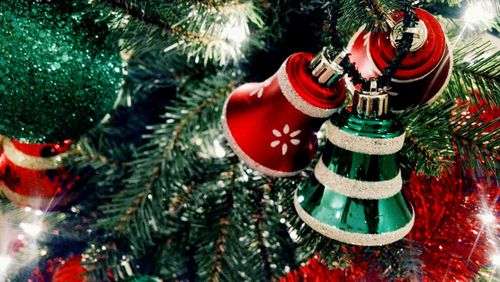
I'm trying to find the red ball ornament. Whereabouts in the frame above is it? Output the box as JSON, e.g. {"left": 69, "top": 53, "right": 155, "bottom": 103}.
{"left": 347, "top": 8, "right": 452, "bottom": 110}
{"left": 0, "top": 138, "right": 79, "bottom": 210}
{"left": 52, "top": 256, "right": 87, "bottom": 282}
{"left": 0, "top": 135, "right": 4, "bottom": 155}
{"left": 223, "top": 52, "right": 347, "bottom": 177}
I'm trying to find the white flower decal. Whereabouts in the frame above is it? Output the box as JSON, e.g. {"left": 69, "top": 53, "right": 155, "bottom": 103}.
{"left": 270, "top": 124, "right": 301, "bottom": 155}
{"left": 250, "top": 78, "right": 272, "bottom": 98}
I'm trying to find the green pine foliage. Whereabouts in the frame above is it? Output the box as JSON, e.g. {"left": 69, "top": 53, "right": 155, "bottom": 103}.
{"left": 69, "top": 0, "right": 500, "bottom": 280}
{"left": 444, "top": 37, "right": 500, "bottom": 106}
{"left": 0, "top": 0, "right": 498, "bottom": 281}
{"left": 397, "top": 102, "right": 456, "bottom": 177}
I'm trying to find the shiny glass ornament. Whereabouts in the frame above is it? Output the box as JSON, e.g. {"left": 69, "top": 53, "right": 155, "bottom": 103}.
{"left": 0, "top": 0, "right": 123, "bottom": 143}
{"left": 0, "top": 138, "right": 79, "bottom": 210}
{"left": 294, "top": 86, "right": 414, "bottom": 246}
{"left": 347, "top": 8, "right": 452, "bottom": 111}
{"left": 222, "top": 49, "right": 347, "bottom": 177}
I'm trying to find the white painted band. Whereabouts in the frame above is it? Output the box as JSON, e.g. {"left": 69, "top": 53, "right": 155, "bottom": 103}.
{"left": 2, "top": 138, "right": 63, "bottom": 170}
{"left": 314, "top": 159, "right": 402, "bottom": 199}
{"left": 294, "top": 193, "right": 415, "bottom": 246}
{"left": 277, "top": 59, "right": 336, "bottom": 118}
{"left": 0, "top": 181, "right": 60, "bottom": 210}
{"left": 326, "top": 121, "right": 405, "bottom": 155}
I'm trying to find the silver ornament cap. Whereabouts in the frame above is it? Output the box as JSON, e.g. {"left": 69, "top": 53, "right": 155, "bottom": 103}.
{"left": 353, "top": 80, "right": 389, "bottom": 118}
{"left": 309, "top": 47, "right": 346, "bottom": 86}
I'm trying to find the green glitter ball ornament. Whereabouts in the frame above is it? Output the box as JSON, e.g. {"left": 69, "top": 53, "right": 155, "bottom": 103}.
{"left": 0, "top": 0, "right": 123, "bottom": 143}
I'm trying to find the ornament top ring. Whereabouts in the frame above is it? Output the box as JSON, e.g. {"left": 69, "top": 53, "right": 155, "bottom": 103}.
{"left": 347, "top": 8, "right": 453, "bottom": 111}
{"left": 389, "top": 18, "right": 428, "bottom": 52}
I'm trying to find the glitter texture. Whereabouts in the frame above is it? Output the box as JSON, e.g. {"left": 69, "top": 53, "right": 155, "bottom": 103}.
{"left": 0, "top": 0, "right": 123, "bottom": 143}
{"left": 277, "top": 60, "right": 336, "bottom": 118}
{"left": 294, "top": 192, "right": 415, "bottom": 246}
{"left": 314, "top": 159, "right": 402, "bottom": 199}
{"left": 326, "top": 121, "right": 405, "bottom": 155}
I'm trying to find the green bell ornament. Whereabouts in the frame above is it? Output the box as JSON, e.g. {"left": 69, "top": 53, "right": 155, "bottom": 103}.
{"left": 294, "top": 81, "right": 414, "bottom": 246}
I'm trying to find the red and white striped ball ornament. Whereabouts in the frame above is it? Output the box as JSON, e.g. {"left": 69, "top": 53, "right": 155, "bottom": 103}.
{"left": 222, "top": 49, "right": 347, "bottom": 177}
{"left": 0, "top": 137, "right": 79, "bottom": 210}
{"left": 347, "top": 8, "right": 453, "bottom": 111}
{"left": 52, "top": 256, "right": 87, "bottom": 282}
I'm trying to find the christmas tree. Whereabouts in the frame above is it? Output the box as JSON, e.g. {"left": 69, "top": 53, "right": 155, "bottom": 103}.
{"left": 0, "top": 0, "right": 498, "bottom": 281}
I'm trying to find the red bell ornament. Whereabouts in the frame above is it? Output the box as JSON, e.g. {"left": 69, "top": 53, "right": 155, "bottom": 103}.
{"left": 347, "top": 8, "right": 452, "bottom": 111}
{"left": 222, "top": 49, "right": 347, "bottom": 177}
{"left": 0, "top": 138, "right": 78, "bottom": 210}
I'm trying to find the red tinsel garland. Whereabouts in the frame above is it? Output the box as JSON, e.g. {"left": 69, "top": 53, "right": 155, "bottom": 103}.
{"left": 279, "top": 256, "right": 372, "bottom": 282}
{"left": 406, "top": 164, "right": 498, "bottom": 281}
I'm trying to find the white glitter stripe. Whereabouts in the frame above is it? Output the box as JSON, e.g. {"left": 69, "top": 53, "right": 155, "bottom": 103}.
{"left": 294, "top": 193, "right": 415, "bottom": 246}
{"left": 326, "top": 121, "right": 405, "bottom": 155}
{"left": 2, "top": 138, "right": 63, "bottom": 170}
{"left": 315, "top": 159, "right": 402, "bottom": 199}
{"left": 277, "top": 59, "right": 336, "bottom": 118}
{"left": 0, "top": 181, "right": 61, "bottom": 210}
{"left": 221, "top": 99, "right": 303, "bottom": 177}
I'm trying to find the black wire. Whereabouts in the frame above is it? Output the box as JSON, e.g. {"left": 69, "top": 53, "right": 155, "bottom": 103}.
{"left": 325, "top": 1, "right": 417, "bottom": 90}
{"left": 325, "top": 2, "right": 343, "bottom": 52}
{"left": 377, "top": 3, "right": 417, "bottom": 87}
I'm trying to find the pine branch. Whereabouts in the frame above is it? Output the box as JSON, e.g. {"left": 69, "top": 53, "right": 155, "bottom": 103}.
{"left": 122, "top": 51, "right": 179, "bottom": 100}
{"left": 449, "top": 106, "right": 499, "bottom": 182}
{"left": 397, "top": 103, "right": 456, "bottom": 177}
{"left": 250, "top": 177, "right": 300, "bottom": 279}
{"left": 338, "top": 0, "right": 400, "bottom": 32}
{"left": 170, "top": 1, "right": 264, "bottom": 65}
{"left": 190, "top": 165, "right": 238, "bottom": 281}
{"left": 252, "top": 184, "right": 274, "bottom": 281}
{"left": 98, "top": 0, "right": 172, "bottom": 30}
{"left": 209, "top": 193, "right": 233, "bottom": 282}
{"left": 168, "top": 182, "right": 195, "bottom": 214}
{"left": 156, "top": 235, "right": 193, "bottom": 280}
{"left": 91, "top": 74, "right": 234, "bottom": 249}
{"left": 188, "top": 162, "right": 298, "bottom": 280}
{"left": 360, "top": 0, "right": 389, "bottom": 26}
{"left": 364, "top": 239, "right": 423, "bottom": 280}
{"left": 443, "top": 36, "right": 500, "bottom": 107}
